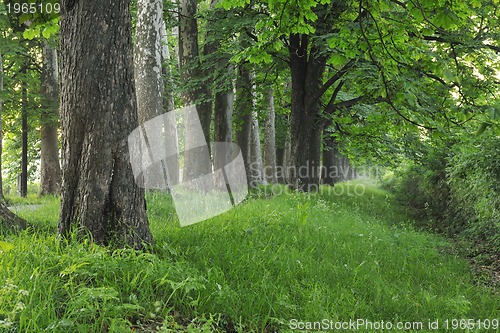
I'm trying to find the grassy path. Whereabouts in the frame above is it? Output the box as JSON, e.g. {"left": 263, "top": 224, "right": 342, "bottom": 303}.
{"left": 1, "top": 180, "right": 498, "bottom": 332}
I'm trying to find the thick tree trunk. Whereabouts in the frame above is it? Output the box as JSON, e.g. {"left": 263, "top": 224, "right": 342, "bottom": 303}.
{"left": 288, "top": 34, "right": 326, "bottom": 191}
{"left": 235, "top": 64, "right": 253, "bottom": 186}
{"left": 0, "top": 51, "right": 4, "bottom": 199}
{"left": 263, "top": 88, "right": 277, "bottom": 183}
{"left": 58, "top": 0, "right": 153, "bottom": 248}
{"left": 40, "top": 42, "right": 61, "bottom": 196}
{"left": 0, "top": 201, "right": 28, "bottom": 231}
{"left": 178, "top": 0, "right": 212, "bottom": 182}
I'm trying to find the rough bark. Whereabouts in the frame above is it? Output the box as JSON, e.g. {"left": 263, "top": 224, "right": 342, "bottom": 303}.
{"left": 40, "top": 42, "right": 61, "bottom": 196}
{"left": 234, "top": 64, "right": 253, "bottom": 186}
{"left": 250, "top": 109, "right": 265, "bottom": 186}
{"left": 134, "top": 0, "right": 180, "bottom": 188}
{"left": 134, "top": 0, "right": 164, "bottom": 125}
{"left": 213, "top": 58, "right": 234, "bottom": 171}
{"left": 160, "top": 20, "right": 176, "bottom": 113}
{"left": 0, "top": 51, "right": 4, "bottom": 199}
{"left": 58, "top": 0, "right": 153, "bottom": 248}
{"left": 263, "top": 88, "right": 277, "bottom": 183}
{"left": 288, "top": 34, "right": 326, "bottom": 191}
{"left": 0, "top": 201, "right": 28, "bottom": 231}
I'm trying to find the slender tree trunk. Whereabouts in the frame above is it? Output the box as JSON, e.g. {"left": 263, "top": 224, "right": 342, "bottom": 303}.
{"left": 263, "top": 88, "right": 277, "bottom": 183}
{"left": 234, "top": 64, "right": 253, "bottom": 186}
{"left": 134, "top": 0, "right": 164, "bottom": 125}
{"left": 213, "top": 55, "right": 234, "bottom": 168}
{"left": 250, "top": 109, "right": 265, "bottom": 186}
{"left": 160, "top": 20, "right": 175, "bottom": 113}
{"left": 321, "top": 132, "right": 339, "bottom": 185}
{"left": 20, "top": 65, "right": 28, "bottom": 197}
{"left": 0, "top": 51, "right": 4, "bottom": 199}
{"left": 40, "top": 42, "right": 61, "bottom": 195}
{"left": 179, "top": 0, "right": 212, "bottom": 182}
{"left": 58, "top": 0, "right": 153, "bottom": 248}
{"left": 160, "top": 19, "right": 180, "bottom": 185}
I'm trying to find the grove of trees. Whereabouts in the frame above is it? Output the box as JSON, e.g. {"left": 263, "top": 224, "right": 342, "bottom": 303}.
{"left": 0, "top": 0, "right": 498, "bottom": 249}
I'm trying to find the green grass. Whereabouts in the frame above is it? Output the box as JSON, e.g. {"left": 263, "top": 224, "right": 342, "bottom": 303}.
{"left": 0, "top": 180, "right": 498, "bottom": 332}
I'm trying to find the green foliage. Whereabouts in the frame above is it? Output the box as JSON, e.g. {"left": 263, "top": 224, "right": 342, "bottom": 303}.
{"left": 447, "top": 135, "right": 500, "bottom": 251}
{"left": 387, "top": 132, "right": 499, "bottom": 254}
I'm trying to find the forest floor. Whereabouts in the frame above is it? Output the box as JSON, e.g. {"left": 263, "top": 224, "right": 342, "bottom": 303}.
{"left": 1, "top": 180, "right": 498, "bottom": 332}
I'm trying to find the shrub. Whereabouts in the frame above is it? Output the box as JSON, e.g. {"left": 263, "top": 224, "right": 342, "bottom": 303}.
{"left": 447, "top": 135, "right": 500, "bottom": 251}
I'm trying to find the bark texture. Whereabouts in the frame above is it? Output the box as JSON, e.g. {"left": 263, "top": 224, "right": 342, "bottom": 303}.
{"left": 40, "top": 42, "right": 61, "bottom": 195}
{"left": 58, "top": 0, "right": 153, "bottom": 248}
{"left": 235, "top": 64, "right": 253, "bottom": 186}
{"left": 213, "top": 60, "right": 234, "bottom": 171}
{"left": 134, "top": 0, "right": 164, "bottom": 125}
{"left": 250, "top": 110, "right": 265, "bottom": 186}
{"left": 288, "top": 34, "right": 326, "bottom": 191}
{"left": 0, "top": 201, "right": 28, "bottom": 231}
{"left": 263, "top": 88, "right": 277, "bottom": 183}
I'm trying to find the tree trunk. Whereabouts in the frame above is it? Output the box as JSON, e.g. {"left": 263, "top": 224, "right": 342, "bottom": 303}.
{"left": 288, "top": 34, "right": 326, "bottom": 191}
{"left": 134, "top": 0, "right": 179, "bottom": 189}
{"left": 134, "top": 0, "right": 164, "bottom": 125}
{"left": 159, "top": 19, "right": 180, "bottom": 185}
{"left": 178, "top": 0, "right": 212, "bottom": 182}
{"left": 321, "top": 133, "right": 339, "bottom": 185}
{"left": 160, "top": 20, "right": 176, "bottom": 113}
{"left": 40, "top": 42, "right": 61, "bottom": 196}
{"left": 0, "top": 51, "right": 4, "bottom": 199}
{"left": 263, "top": 88, "right": 277, "bottom": 183}
{"left": 0, "top": 201, "right": 28, "bottom": 231}
{"left": 235, "top": 64, "right": 253, "bottom": 186}
{"left": 58, "top": 0, "right": 153, "bottom": 248}
{"left": 20, "top": 65, "right": 28, "bottom": 197}
{"left": 213, "top": 60, "right": 234, "bottom": 171}
{"left": 250, "top": 109, "right": 265, "bottom": 186}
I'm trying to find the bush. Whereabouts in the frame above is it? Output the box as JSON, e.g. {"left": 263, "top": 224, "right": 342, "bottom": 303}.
{"left": 391, "top": 135, "right": 499, "bottom": 253}
{"left": 447, "top": 135, "right": 500, "bottom": 251}
{"left": 390, "top": 149, "right": 450, "bottom": 231}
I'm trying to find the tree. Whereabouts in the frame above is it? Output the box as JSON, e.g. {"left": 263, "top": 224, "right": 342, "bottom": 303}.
{"left": 134, "top": 0, "right": 164, "bottom": 125}
{"left": 178, "top": 0, "right": 212, "bottom": 181}
{"left": 263, "top": 88, "right": 277, "bottom": 183}
{"left": 234, "top": 63, "right": 254, "bottom": 185}
{"left": 222, "top": 0, "right": 499, "bottom": 191}
{"left": 58, "top": 0, "right": 153, "bottom": 248}
{"left": 39, "top": 41, "right": 61, "bottom": 195}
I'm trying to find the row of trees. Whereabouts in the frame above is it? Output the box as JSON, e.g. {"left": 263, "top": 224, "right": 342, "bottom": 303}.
{"left": 0, "top": 0, "right": 498, "bottom": 247}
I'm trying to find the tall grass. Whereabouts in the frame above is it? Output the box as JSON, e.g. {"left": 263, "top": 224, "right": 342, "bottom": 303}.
{"left": 0, "top": 180, "right": 497, "bottom": 332}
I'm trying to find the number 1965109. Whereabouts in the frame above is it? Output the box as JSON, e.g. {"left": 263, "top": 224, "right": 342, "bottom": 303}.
{"left": 6, "top": 2, "right": 60, "bottom": 15}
